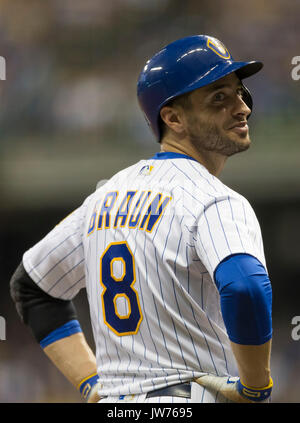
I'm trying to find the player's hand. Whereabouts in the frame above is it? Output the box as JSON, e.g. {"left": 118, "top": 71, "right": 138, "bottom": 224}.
{"left": 194, "top": 374, "right": 273, "bottom": 403}
{"left": 86, "top": 381, "right": 103, "bottom": 403}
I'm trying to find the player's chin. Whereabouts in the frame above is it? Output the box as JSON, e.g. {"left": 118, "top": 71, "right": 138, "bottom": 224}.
{"left": 230, "top": 130, "right": 251, "bottom": 148}
{"left": 220, "top": 135, "right": 251, "bottom": 157}
{"left": 235, "top": 134, "right": 251, "bottom": 147}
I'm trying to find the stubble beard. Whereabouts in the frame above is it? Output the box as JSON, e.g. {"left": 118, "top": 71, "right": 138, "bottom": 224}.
{"left": 187, "top": 118, "right": 251, "bottom": 157}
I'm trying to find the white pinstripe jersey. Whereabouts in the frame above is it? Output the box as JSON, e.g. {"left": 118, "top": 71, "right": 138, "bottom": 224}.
{"left": 23, "top": 152, "right": 267, "bottom": 398}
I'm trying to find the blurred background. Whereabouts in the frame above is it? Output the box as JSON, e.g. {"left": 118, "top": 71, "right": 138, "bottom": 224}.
{"left": 0, "top": 0, "right": 299, "bottom": 403}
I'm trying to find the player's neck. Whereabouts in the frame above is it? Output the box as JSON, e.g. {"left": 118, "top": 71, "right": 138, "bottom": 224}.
{"left": 160, "top": 138, "right": 227, "bottom": 177}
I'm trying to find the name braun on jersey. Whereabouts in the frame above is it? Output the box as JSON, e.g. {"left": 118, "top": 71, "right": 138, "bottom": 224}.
{"left": 87, "top": 189, "right": 172, "bottom": 235}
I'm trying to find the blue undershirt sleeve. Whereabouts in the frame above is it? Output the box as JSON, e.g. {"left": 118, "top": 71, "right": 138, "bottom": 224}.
{"left": 39, "top": 319, "right": 82, "bottom": 349}
{"left": 214, "top": 254, "right": 272, "bottom": 345}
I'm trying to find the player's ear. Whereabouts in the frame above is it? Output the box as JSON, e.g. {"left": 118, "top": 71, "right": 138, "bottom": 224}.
{"left": 160, "top": 106, "right": 186, "bottom": 136}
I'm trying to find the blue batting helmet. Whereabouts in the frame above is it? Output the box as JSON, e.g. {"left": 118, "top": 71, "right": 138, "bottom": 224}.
{"left": 137, "top": 35, "right": 263, "bottom": 141}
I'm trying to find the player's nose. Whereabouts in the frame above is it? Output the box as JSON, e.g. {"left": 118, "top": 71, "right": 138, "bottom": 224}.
{"left": 232, "top": 94, "right": 251, "bottom": 119}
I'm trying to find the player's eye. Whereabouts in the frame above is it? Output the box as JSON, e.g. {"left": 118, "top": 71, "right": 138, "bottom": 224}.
{"left": 213, "top": 92, "right": 226, "bottom": 102}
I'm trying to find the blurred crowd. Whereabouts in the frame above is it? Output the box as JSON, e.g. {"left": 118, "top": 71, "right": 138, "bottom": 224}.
{"left": 0, "top": 0, "right": 299, "bottom": 145}
{"left": 0, "top": 0, "right": 300, "bottom": 403}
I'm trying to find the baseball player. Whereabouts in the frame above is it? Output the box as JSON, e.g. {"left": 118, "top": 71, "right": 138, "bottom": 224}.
{"left": 10, "top": 35, "right": 273, "bottom": 403}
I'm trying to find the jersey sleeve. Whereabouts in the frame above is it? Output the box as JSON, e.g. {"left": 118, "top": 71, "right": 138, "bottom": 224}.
{"left": 22, "top": 194, "right": 93, "bottom": 300}
{"left": 194, "top": 193, "right": 267, "bottom": 280}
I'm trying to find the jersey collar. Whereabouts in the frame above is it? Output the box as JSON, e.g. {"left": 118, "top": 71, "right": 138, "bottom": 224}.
{"left": 150, "top": 152, "right": 198, "bottom": 162}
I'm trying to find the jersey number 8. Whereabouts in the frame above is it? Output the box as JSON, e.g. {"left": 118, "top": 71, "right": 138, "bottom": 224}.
{"left": 100, "top": 241, "right": 143, "bottom": 336}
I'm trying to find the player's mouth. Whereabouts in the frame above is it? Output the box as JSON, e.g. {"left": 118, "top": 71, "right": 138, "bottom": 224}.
{"left": 228, "top": 121, "right": 248, "bottom": 135}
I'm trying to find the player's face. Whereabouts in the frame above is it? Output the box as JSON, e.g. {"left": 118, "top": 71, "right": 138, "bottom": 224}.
{"left": 183, "top": 73, "right": 252, "bottom": 157}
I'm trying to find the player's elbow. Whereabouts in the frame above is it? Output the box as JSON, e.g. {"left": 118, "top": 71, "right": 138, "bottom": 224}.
{"left": 220, "top": 271, "right": 271, "bottom": 305}
{"left": 9, "top": 261, "right": 79, "bottom": 344}
{"left": 214, "top": 254, "right": 272, "bottom": 345}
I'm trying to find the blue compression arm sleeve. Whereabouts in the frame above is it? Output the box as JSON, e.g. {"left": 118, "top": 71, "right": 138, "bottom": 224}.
{"left": 214, "top": 254, "right": 272, "bottom": 345}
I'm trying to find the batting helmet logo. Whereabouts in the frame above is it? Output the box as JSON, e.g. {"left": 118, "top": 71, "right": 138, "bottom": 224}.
{"left": 207, "top": 37, "right": 231, "bottom": 60}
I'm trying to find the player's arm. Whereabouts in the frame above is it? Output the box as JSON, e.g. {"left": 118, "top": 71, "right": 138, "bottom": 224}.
{"left": 10, "top": 261, "right": 100, "bottom": 402}
{"left": 196, "top": 253, "right": 273, "bottom": 402}
{"left": 216, "top": 253, "right": 272, "bottom": 385}
{"left": 229, "top": 338, "right": 271, "bottom": 388}
{"left": 42, "top": 333, "right": 100, "bottom": 402}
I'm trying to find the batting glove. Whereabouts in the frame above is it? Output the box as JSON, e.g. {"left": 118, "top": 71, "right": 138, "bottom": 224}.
{"left": 194, "top": 374, "right": 273, "bottom": 403}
